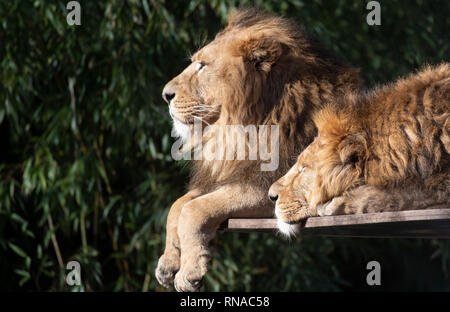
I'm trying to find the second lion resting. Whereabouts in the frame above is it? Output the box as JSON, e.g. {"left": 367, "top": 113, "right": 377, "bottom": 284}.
{"left": 269, "top": 64, "right": 450, "bottom": 236}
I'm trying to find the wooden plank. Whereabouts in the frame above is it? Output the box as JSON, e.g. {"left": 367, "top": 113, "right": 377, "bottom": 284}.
{"left": 220, "top": 207, "right": 450, "bottom": 238}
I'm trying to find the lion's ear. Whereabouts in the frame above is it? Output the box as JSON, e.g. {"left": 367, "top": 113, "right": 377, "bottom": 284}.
{"left": 237, "top": 38, "right": 283, "bottom": 72}
{"left": 338, "top": 134, "right": 367, "bottom": 166}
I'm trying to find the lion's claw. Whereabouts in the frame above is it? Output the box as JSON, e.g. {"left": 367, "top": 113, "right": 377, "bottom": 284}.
{"left": 174, "top": 271, "right": 203, "bottom": 292}
{"left": 155, "top": 253, "right": 180, "bottom": 288}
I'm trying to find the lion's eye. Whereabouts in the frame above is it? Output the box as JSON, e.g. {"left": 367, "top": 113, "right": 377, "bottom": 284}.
{"left": 196, "top": 61, "right": 206, "bottom": 72}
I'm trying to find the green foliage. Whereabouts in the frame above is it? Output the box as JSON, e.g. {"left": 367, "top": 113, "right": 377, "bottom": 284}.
{"left": 0, "top": 0, "right": 449, "bottom": 291}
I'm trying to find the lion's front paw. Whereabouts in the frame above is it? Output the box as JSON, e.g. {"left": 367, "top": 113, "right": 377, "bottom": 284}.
{"left": 317, "top": 196, "right": 347, "bottom": 217}
{"left": 174, "top": 255, "right": 209, "bottom": 292}
{"left": 155, "top": 252, "right": 180, "bottom": 288}
{"left": 174, "top": 271, "right": 203, "bottom": 292}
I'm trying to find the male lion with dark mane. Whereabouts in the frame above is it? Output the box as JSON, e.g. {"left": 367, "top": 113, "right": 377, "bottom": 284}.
{"left": 156, "top": 9, "right": 361, "bottom": 291}
{"left": 269, "top": 64, "right": 450, "bottom": 236}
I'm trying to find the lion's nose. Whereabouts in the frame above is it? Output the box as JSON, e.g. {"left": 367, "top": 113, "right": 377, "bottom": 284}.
{"left": 268, "top": 192, "right": 278, "bottom": 203}
{"left": 162, "top": 84, "right": 176, "bottom": 104}
{"left": 268, "top": 182, "right": 281, "bottom": 203}
{"left": 162, "top": 91, "right": 175, "bottom": 104}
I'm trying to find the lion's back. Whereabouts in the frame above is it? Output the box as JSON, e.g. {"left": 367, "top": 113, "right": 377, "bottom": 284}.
{"left": 365, "top": 63, "right": 450, "bottom": 186}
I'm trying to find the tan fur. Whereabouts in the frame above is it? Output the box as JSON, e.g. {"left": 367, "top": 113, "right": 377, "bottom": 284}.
{"left": 156, "top": 9, "right": 361, "bottom": 291}
{"left": 269, "top": 64, "right": 450, "bottom": 228}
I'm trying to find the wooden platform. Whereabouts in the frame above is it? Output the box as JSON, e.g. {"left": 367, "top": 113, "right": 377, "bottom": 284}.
{"left": 220, "top": 207, "right": 450, "bottom": 238}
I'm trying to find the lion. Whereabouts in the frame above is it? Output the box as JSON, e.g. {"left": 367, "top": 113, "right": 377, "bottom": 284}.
{"left": 156, "top": 8, "right": 362, "bottom": 291}
{"left": 268, "top": 63, "right": 450, "bottom": 236}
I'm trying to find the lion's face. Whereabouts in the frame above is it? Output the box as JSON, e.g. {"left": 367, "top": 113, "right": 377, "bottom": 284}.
{"left": 269, "top": 109, "right": 367, "bottom": 235}
{"left": 268, "top": 139, "right": 320, "bottom": 236}
{"left": 162, "top": 40, "right": 238, "bottom": 140}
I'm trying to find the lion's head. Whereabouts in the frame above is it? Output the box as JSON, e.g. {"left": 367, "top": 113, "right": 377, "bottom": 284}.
{"left": 162, "top": 9, "right": 302, "bottom": 141}
{"left": 268, "top": 107, "right": 367, "bottom": 236}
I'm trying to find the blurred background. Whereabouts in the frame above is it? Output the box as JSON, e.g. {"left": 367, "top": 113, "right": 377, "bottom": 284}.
{"left": 0, "top": 0, "right": 449, "bottom": 291}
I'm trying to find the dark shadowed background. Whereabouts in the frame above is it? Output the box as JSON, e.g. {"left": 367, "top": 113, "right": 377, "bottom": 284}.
{"left": 0, "top": 0, "right": 449, "bottom": 291}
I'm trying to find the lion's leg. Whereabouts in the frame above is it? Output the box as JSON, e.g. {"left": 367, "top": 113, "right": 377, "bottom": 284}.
{"left": 318, "top": 173, "right": 450, "bottom": 216}
{"left": 155, "top": 189, "right": 201, "bottom": 288}
{"left": 173, "top": 184, "right": 270, "bottom": 292}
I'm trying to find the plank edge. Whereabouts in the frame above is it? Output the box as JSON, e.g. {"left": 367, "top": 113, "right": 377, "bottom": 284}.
{"left": 222, "top": 207, "right": 450, "bottom": 231}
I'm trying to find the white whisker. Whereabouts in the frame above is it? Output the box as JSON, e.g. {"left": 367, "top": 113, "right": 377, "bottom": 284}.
{"left": 194, "top": 108, "right": 217, "bottom": 112}
{"left": 192, "top": 115, "right": 212, "bottom": 126}
{"left": 192, "top": 109, "right": 219, "bottom": 114}
{"left": 191, "top": 104, "right": 221, "bottom": 109}
{"left": 191, "top": 106, "right": 220, "bottom": 112}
